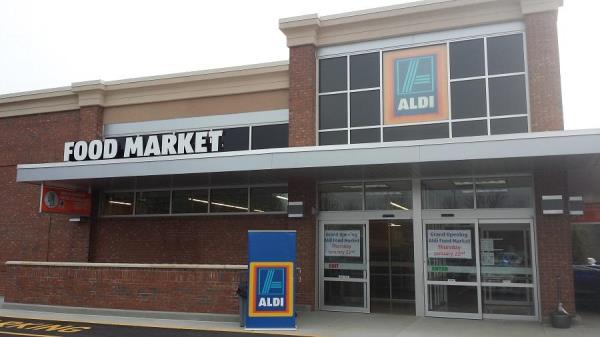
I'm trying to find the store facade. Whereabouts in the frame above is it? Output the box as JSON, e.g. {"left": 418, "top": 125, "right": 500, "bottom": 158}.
{"left": 1, "top": 0, "right": 597, "bottom": 322}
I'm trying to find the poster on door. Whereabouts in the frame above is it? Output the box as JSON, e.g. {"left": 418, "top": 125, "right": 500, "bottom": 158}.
{"left": 324, "top": 230, "right": 361, "bottom": 257}
{"left": 427, "top": 229, "right": 472, "bottom": 259}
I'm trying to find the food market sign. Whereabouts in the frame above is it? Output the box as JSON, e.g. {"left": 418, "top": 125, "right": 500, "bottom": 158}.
{"left": 427, "top": 229, "right": 472, "bottom": 259}
{"left": 63, "top": 130, "right": 223, "bottom": 162}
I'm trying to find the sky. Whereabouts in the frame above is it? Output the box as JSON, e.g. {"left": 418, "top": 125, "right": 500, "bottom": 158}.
{"left": 0, "top": 0, "right": 597, "bottom": 130}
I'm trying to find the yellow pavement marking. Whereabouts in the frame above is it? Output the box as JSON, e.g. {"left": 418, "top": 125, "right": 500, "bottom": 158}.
{"left": 0, "top": 332, "right": 59, "bottom": 337}
{"left": 0, "top": 315, "right": 325, "bottom": 337}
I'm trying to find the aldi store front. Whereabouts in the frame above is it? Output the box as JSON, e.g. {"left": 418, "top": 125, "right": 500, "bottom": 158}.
{"left": 1, "top": 0, "right": 598, "bottom": 323}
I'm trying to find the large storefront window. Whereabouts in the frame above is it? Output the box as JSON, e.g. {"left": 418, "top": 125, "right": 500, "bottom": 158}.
{"left": 422, "top": 176, "right": 532, "bottom": 209}
{"left": 101, "top": 185, "right": 287, "bottom": 216}
{"left": 318, "top": 33, "right": 528, "bottom": 145}
{"left": 319, "top": 181, "right": 412, "bottom": 211}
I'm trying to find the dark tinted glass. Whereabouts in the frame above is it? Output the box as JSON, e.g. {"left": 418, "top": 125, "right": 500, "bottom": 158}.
{"left": 450, "top": 39, "right": 485, "bottom": 79}
{"left": 251, "top": 124, "right": 288, "bottom": 149}
{"left": 172, "top": 189, "right": 209, "bottom": 214}
{"left": 135, "top": 191, "right": 170, "bottom": 214}
{"left": 319, "top": 57, "right": 347, "bottom": 93}
{"left": 319, "top": 183, "right": 363, "bottom": 211}
{"left": 451, "top": 79, "right": 487, "bottom": 119}
{"left": 490, "top": 117, "right": 528, "bottom": 135}
{"left": 350, "top": 128, "right": 380, "bottom": 144}
{"left": 489, "top": 75, "right": 527, "bottom": 116}
{"left": 475, "top": 176, "right": 532, "bottom": 208}
{"left": 319, "top": 131, "right": 347, "bottom": 145}
{"left": 350, "top": 53, "right": 379, "bottom": 89}
{"left": 365, "top": 180, "right": 412, "bottom": 210}
{"left": 101, "top": 192, "right": 134, "bottom": 215}
{"left": 250, "top": 186, "right": 288, "bottom": 213}
{"left": 383, "top": 123, "right": 449, "bottom": 142}
{"left": 422, "top": 179, "right": 474, "bottom": 209}
{"left": 210, "top": 188, "right": 248, "bottom": 213}
{"left": 319, "top": 94, "right": 347, "bottom": 130}
{"left": 221, "top": 127, "right": 249, "bottom": 151}
{"left": 452, "top": 120, "right": 488, "bottom": 137}
{"left": 350, "top": 90, "right": 380, "bottom": 127}
{"left": 487, "top": 34, "right": 525, "bottom": 75}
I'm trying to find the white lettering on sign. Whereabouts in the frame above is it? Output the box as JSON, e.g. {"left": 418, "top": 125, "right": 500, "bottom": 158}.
{"left": 324, "top": 230, "right": 361, "bottom": 257}
{"left": 64, "top": 130, "right": 224, "bottom": 162}
{"left": 397, "top": 96, "right": 435, "bottom": 111}
{"left": 427, "top": 229, "right": 472, "bottom": 259}
{"left": 258, "top": 297, "right": 285, "bottom": 307}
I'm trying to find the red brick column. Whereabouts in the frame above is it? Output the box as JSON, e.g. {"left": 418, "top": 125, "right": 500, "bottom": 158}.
{"left": 288, "top": 176, "right": 317, "bottom": 310}
{"left": 534, "top": 169, "right": 575, "bottom": 318}
{"left": 79, "top": 105, "right": 104, "bottom": 141}
{"left": 524, "top": 10, "right": 564, "bottom": 132}
{"left": 288, "top": 45, "right": 317, "bottom": 147}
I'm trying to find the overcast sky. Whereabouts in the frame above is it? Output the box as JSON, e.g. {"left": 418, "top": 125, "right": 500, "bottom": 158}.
{"left": 0, "top": 0, "right": 597, "bottom": 129}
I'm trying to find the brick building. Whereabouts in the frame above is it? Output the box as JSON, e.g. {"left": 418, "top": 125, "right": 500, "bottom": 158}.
{"left": 1, "top": 0, "right": 598, "bottom": 322}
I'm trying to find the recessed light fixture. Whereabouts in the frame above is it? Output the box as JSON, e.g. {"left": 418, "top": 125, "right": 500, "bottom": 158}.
{"left": 390, "top": 202, "right": 409, "bottom": 210}
{"left": 108, "top": 200, "right": 132, "bottom": 206}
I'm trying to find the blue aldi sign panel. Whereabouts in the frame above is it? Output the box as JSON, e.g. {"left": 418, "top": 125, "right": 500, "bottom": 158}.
{"left": 383, "top": 44, "right": 449, "bottom": 125}
{"left": 246, "top": 231, "right": 296, "bottom": 330}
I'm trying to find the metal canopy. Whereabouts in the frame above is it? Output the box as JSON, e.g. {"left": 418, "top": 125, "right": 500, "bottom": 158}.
{"left": 16, "top": 129, "right": 600, "bottom": 185}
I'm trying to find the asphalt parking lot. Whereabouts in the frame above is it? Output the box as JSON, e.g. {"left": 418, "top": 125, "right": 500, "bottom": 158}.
{"left": 0, "top": 316, "right": 302, "bottom": 337}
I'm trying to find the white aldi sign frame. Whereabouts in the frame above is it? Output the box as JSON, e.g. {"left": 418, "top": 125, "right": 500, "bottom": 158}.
{"left": 427, "top": 229, "right": 472, "bottom": 259}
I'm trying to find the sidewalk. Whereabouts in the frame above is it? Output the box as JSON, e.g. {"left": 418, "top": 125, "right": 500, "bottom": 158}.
{"left": 1, "top": 297, "right": 598, "bottom": 337}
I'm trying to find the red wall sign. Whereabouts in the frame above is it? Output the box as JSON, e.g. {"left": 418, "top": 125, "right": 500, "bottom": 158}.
{"left": 39, "top": 185, "right": 92, "bottom": 216}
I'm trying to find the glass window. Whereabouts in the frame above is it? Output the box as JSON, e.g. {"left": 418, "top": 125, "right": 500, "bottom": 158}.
{"left": 475, "top": 177, "right": 532, "bottom": 208}
{"left": 450, "top": 39, "right": 485, "bottom": 79}
{"left": 210, "top": 188, "right": 248, "bottom": 213}
{"left": 482, "top": 287, "right": 535, "bottom": 316}
{"left": 426, "top": 223, "right": 477, "bottom": 282}
{"left": 319, "top": 130, "right": 347, "bottom": 145}
{"left": 428, "top": 285, "right": 479, "bottom": 314}
{"left": 479, "top": 223, "right": 533, "bottom": 284}
{"left": 319, "top": 57, "right": 347, "bottom": 93}
{"left": 489, "top": 75, "right": 527, "bottom": 116}
{"left": 490, "top": 117, "right": 528, "bottom": 135}
{"left": 350, "top": 52, "right": 379, "bottom": 90}
{"left": 422, "top": 179, "right": 474, "bottom": 209}
{"left": 324, "top": 281, "right": 365, "bottom": 308}
{"left": 319, "top": 93, "right": 347, "bottom": 130}
{"left": 319, "top": 183, "right": 363, "bottom": 211}
{"left": 221, "top": 127, "right": 250, "bottom": 152}
{"left": 350, "top": 128, "right": 380, "bottom": 144}
{"left": 250, "top": 186, "right": 288, "bottom": 213}
{"left": 251, "top": 124, "right": 288, "bottom": 150}
{"left": 171, "top": 189, "right": 209, "bottom": 214}
{"left": 101, "top": 192, "right": 134, "bottom": 215}
{"left": 350, "top": 90, "right": 380, "bottom": 127}
{"left": 487, "top": 34, "right": 525, "bottom": 75}
{"left": 452, "top": 120, "right": 488, "bottom": 137}
{"left": 135, "top": 190, "right": 170, "bottom": 215}
{"left": 383, "top": 123, "right": 449, "bottom": 142}
{"left": 365, "top": 181, "right": 412, "bottom": 210}
{"left": 451, "top": 79, "right": 487, "bottom": 119}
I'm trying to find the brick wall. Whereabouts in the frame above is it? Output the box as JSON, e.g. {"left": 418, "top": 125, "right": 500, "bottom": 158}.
{"left": 0, "top": 111, "right": 92, "bottom": 294}
{"left": 5, "top": 264, "right": 243, "bottom": 314}
{"left": 288, "top": 45, "right": 317, "bottom": 147}
{"left": 525, "top": 10, "right": 564, "bottom": 132}
{"left": 534, "top": 169, "right": 575, "bottom": 318}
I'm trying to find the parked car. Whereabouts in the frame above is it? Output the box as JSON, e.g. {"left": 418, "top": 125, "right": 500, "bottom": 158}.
{"left": 573, "top": 258, "right": 600, "bottom": 309}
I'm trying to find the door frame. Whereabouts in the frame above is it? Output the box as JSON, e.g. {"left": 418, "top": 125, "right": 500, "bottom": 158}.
{"left": 423, "top": 218, "right": 482, "bottom": 319}
{"left": 318, "top": 219, "right": 371, "bottom": 313}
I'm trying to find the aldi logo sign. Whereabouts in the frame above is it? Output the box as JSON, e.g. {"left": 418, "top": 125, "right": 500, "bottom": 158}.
{"left": 248, "top": 262, "right": 294, "bottom": 317}
{"left": 383, "top": 45, "right": 449, "bottom": 125}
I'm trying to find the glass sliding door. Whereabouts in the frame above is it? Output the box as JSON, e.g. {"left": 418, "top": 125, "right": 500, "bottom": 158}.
{"left": 479, "top": 220, "right": 537, "bottom": 319}
{"left": 320, "top": 221, "right": 369, "bottom": 312}
{"left": 424, "top": 220, "right": 482, "bottom": 319}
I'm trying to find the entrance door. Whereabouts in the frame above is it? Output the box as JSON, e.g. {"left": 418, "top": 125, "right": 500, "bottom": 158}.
{"left": 424, "top": 220, "right": 482, "bottom": 319}
{"left": 369, "top": 220, "right": 415, "bottom": 314}
{"left": 319, "top": 221, "right": 369, "bottom": 312}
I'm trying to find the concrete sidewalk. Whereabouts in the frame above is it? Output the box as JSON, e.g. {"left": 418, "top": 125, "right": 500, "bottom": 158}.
{"left": 0, "top": 297, "right": 598, "bottom": 337}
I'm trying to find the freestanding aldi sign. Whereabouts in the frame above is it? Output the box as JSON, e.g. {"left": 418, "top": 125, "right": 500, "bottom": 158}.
{"left": 246, "top": 230, "right": 296, "bottom": 330}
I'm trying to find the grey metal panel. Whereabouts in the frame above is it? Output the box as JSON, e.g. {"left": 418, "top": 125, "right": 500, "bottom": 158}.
{"left": 16, "top": 130, "right": 600, "bottom": 183}
{"left": 104, "top": 109, "right": 289, "bottom": 137}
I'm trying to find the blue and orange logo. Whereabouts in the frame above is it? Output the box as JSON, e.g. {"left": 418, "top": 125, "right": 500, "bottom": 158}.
{"left": 248, "top": 262, "right": 294, "bottom": 317}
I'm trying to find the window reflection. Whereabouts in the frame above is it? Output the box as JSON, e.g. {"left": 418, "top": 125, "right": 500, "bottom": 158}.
{"left": 102, "top": 192, "right": 134, "bottom": 215}
{"left": 422, "top": 179, "right": 474, "bottom": 209}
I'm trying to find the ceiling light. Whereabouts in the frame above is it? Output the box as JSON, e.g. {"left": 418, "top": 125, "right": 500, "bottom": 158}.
{"left": 188, "top": 198, "right": 208, "bottom": 204}
{"left": 276, "top": 195, "right": 288, "bottom": 201}
{"left": 389, "top": 223, "right": 403, "bottom": 227}
{"left": 390, "top": 202, "right": 409, "bottom": 210}
{"left": 108, "top": 200, "right": 132, "bottom": 206}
